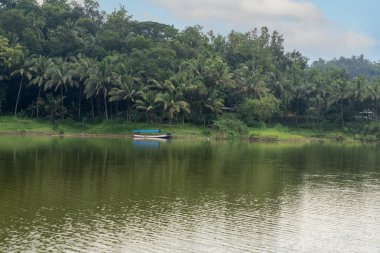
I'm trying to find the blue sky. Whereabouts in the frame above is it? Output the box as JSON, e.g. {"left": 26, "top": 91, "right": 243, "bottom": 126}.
{"left": 96, "top": 0, "right": 379, "bottom": 61}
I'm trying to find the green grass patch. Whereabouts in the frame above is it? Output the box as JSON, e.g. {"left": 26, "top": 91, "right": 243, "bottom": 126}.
{"left": 0, "top": 116, "right": 55, "bottom": 134}
{"left": 0, "top": 117, "right": 209, "bottom": 139}
{"left": 249, "top": 126, "right": 305, "bottom": 141}
{"left": 249, "top": 125, "right": 350, "bottom": 141}
{"left": 0, "top": 116, "right": 370, "bottom": 142}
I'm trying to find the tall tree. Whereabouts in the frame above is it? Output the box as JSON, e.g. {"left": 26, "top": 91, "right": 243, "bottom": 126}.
{"left": 135, "top": 90, "right": 159, "bottom": 124}
{"left": 328, "top": 68, "right": 351, "bottom": 128}
{"left": 29, "top": 55, "right": 53, "bottom": 117}
{"left": 351, "top": 75, "right": 368, "bottom": 111}
{"left": 155, "top": 86, "right": 190, "bottom": 125}
{"left": 367, "top": 79, "right": 380, "bottom": 118}
{"left": 108, "top": 73, "right": 141, "bottom": 122}
{"left": 45, "top": 58, "right": 78, "bottom": 120}
{"left": 84, "top": 59, "right": 116, "bottom": 120}
{"left": 11, "top": 55, "right": 32, "bottom": 116}
{"left": 235, "top": 61, "right": 269, "bottom": 99}
{"left": 75, "top": 55, "right": 96, "bottom": 119}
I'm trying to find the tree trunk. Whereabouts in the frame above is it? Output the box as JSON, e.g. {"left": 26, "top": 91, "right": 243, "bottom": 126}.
{"left": 104, "top": 94, "right": 108, "bottom": 120}
{"left": 116, "top": 101, "right": 119, "bottom": 119}
{"left": 376, "top": 99, "right": 378, "bottom": 120}
{"left": 340, "top": 98, "right": 344, "bottom": 129}
{"left": 282, "top": 96, "right": 287, "bottom": 120}
{"left": 148, "top": 111, "right": 153, "bottom": 125}
{"left": 37, "top": 88, "right": 41, "bottom": 118}
{"left": 375, "top": 99, "right": 378, "bottom": 120}
{"left": 91, "top": 97, "right": 95, "bottom": 120}
{"left": 78, "top": 87, "right": 82, "bottom": 119}
{"left": 306, "top": 97, "right": 309, "bottom": 125}
{"left": 296, "top": 97, "right": 299, "bottom": 126}
{"left": 96, "top": 96, "right": 100, "bottom": 118}
{"left": 14, "top": 76, "right": 23, "bottom": 117}
{"left": 61, "top": 86, "right": 64, "bottom": 120}
{"left": 110, "top": 101, "right": 113, "bottom": 119}
{"left": 322, "top": 97, "right": 327, "bottom": 120}
{"left": 316, "top": 98, "right": 320, "bottom": 126}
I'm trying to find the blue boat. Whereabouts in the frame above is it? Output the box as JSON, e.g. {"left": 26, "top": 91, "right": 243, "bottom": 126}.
{"left": 132, "top": 129, "right": 171, "bottom": 139}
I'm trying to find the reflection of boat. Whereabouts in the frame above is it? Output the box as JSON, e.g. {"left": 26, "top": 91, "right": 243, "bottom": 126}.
{"left": 132, "top": 129, "right": 171, "bottom": 139}
{"left": 133, "top": 138, "right": 170, "bottom": 148}
{"left": 133, "top": 139, "right": 161, "bottom": 148}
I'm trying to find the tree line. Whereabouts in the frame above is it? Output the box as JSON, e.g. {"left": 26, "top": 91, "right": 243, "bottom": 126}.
{"left": 1, "top": 0, "right": 380, "bottom": 128}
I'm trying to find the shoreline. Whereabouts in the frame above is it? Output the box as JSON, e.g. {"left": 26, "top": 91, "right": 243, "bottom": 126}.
{"left": 0, "top": 130, "right": 208, "bottom": 141}
{"left": 0, "top": 130, "right": 372, "bottom": 144}
{"left": 0, "top": 117, "right": 376, "bottom": 143}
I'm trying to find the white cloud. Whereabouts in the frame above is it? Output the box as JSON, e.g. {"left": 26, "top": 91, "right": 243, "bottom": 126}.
{"left": 148, "top": 0, "right": 376, "bottom": 59}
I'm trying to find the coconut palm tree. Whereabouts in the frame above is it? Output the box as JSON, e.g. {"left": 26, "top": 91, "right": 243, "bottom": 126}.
{"left": 269, "top": 71, "right": 293, "bottom": 116}
{"left": 187, "top": 57, "right": 209, "bottom": 79}
{"left": 235, "top": 61, "right": 269, "bottom": 99}
{"left": 0, "top": 75, "right": 8, "bottom": 113}
{"left": 206, "top": 56, "right": 232, "bottom": 89}
{"left": 45, "top": 58, "right": 78, "bottom": 120}
{"left": 29, "top": 55, "right": 53, "bottom": 117}
{"left": 75, "top": 55, "right": 96, "bottom": 119}
{"left": 135, "top": 90, "right": 159, "bottom": 124}
{"left": 84, "top": 60, "right": 117, "bottom": 120}
{"left": 11, "top": 55, "right": 32, "bottom": 116}
{"left": 205, "top": 89, "right": 223, "bottom": 112}
{"left": 30, "top": 15, "right": 46, "bottom": 39}
{"left": 108, "top": 74, "right": 141, "bottom": 122}
{"left": 202, "top": 89, "right": 223, "bottom": 125}
{"left": 351, "top": 75, "right": 368, "bottom": 111}
{"left": 328, "top": 68, "right": 352, "bottom": 128}
{"left": 367, "top": 79, "right": 380, "bottom": 118}
{"left": 155, "top": 88, "right": 190, "bottom": 125}
{"left": 312, "top": 72, "right": 329, "bottom": 123}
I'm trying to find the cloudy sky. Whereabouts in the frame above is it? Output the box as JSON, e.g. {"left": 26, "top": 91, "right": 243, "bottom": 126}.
{"left": 60, "top": 0, "right": 380, "bottom": 61}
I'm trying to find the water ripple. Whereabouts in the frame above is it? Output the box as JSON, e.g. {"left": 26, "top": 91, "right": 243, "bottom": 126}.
{"left": 0, "top": 140, "right": 380, "bottom": 252}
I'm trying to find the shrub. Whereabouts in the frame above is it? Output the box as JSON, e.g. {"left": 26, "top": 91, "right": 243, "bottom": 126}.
{"left": 213, "top": 114, "right": 248, "bottom": 138}
{"left": 237, "top": 95, "right": 280, "bottom": 126}
{"left": 362, "top": 122, "right": 380, "bottom": 138}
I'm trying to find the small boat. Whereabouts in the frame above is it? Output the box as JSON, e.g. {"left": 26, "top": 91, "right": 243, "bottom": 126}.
{"left": 132, "top": 129, "right": 171, "bottom": 139}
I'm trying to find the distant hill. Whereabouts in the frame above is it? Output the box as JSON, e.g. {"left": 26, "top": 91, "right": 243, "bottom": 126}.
{"left": 311, "top": 55, "right": 380, "bottom": 80}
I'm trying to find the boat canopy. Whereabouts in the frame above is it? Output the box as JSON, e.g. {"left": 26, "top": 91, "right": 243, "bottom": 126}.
{"left": 132, "top": 129, "right": 161, "bottom": 133}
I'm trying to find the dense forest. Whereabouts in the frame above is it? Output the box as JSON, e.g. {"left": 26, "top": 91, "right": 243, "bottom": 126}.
{"left": 1, "top": 0, "right": 380, "bottom": 129}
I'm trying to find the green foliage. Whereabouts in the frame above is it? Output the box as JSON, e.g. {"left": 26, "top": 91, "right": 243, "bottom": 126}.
{"left": 253, "top": 95, "right": 280, "bottom": 122}
{"left": 0, "top": 0, "right": 379, "bottom": 132}
{"left": 312, "top": 55, "right": 380, "bottom": 80}
{"left": 0, "top": 36, "right": 23, "bottom": 68}
{"left": 362, "top": 122, "right": 380, "bottom": 138}
{"left": 0, "top": 9, "right": 28, "bottom": 37}
{"left": 237, "top": 99, "right": 256, "bottom": 126}
{"left": 237, "top": 95, "right": 280, "bottom": 125}
{"left": 40, "top": 94, "right": 67, "bottom": 121}
{"left": 213, "top": 114, "right": 248, "bottom": 138}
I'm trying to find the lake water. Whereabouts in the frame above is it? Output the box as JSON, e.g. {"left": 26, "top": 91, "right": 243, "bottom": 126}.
{"left": 0, "top": 136, "right": 379, "bottom": 252}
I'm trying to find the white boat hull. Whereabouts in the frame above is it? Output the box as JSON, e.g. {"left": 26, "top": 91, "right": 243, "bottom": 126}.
{"left": 133, "top": 134, "right": 171, "bottom": 139}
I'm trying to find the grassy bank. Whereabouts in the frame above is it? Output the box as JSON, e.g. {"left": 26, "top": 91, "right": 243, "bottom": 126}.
{"left": 0, "top": 116, "right": 371, "bottom": 142}
{"left": 248, "top": 125, "right": 351, "bottom": 142}
{"left": 0, "top": 117, "right": 210, "bottom": 139}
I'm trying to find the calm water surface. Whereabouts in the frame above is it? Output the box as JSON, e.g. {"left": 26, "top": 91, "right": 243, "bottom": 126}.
{"left": 0, "top": 136, "right": 379, "bottom": 252}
